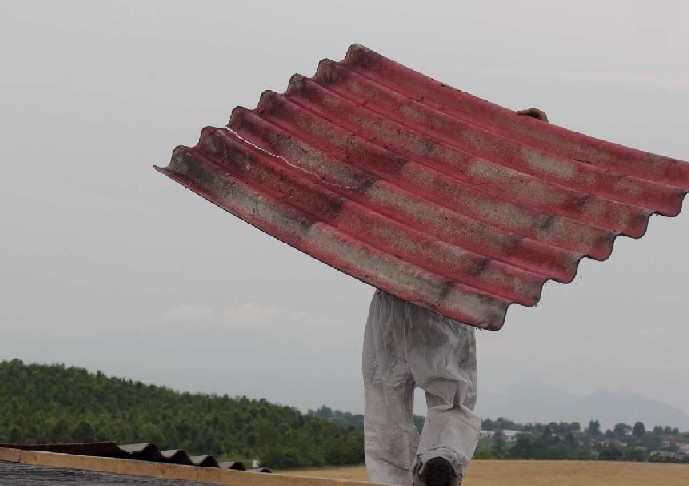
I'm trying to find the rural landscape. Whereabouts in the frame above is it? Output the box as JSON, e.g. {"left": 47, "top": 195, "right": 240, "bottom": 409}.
{"left": 3, "top": 3, "right": 689, "bottom": 485}
{"left": 2, "top": 359, "right": 688, "bottom": 484}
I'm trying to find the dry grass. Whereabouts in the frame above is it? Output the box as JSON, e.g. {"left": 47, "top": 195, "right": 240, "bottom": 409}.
{"left": 281, "top": 460, "right": 689, "bottom": 485}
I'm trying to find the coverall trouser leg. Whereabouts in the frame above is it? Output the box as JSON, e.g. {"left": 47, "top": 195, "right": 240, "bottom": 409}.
{"left": 362, "top": 290, "right": 480, "bottom": 485}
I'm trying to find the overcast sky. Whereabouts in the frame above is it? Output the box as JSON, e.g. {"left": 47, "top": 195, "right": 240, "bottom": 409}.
{"left": 1, "top": 1, "right": 688, "bottom": 421}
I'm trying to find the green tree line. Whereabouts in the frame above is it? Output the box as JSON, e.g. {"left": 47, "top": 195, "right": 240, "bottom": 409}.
{"left": 310, "top": 408, "right": 689, "bottom": 464}
{"left": 0, "top": 359, "right": 363, "bottom": 469}
{"left": 475, "top": 418, "right": 689, "bottom": 463}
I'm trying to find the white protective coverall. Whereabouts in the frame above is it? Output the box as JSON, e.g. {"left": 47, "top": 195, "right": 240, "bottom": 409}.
{"left": 362, "top": 290, "right": 480, "bottom": 485}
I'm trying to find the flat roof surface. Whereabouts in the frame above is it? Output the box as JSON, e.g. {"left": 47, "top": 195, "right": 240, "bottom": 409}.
{"left": 0, "top": 461, "right": 209, "bottom": 486}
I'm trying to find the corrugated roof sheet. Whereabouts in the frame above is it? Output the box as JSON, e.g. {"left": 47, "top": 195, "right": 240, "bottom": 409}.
{"left": 157, "top": 44, "right": 689, "bottom": 330}
{"left": 0, "top": 442, "right": 255, "bottom": 471}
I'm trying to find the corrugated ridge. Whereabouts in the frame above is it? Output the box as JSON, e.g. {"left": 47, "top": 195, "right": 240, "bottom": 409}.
{"left": 343, "top": 44, "right": 689, "bottom": 190}
{"left": 281, "top": 74, "right": 652, "bottom": 238}
{"left": 314, "top": 59, "right": 684, "bottom": 217}
{"left": 159, "top": 144, "right": 510, "bottom": 328}
{"left": 229, "top": 107, "right": 581, "bottom": 283}
{"left": 200, "top": 127, "right": 543, "bottom": 306}
{"left": 245, "top": 89, "right": 618, "bottom": 259}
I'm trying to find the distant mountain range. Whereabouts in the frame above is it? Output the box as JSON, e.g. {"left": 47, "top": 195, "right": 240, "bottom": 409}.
{"left": 475, "top": 382, "right": 689, "bottom": 431}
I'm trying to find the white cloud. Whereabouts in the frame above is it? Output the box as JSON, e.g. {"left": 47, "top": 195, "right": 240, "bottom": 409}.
{"left": 165, "top": 304, "right": 213, "bottom": 320}
{"left": 217, "top": 303, "right": 278, "bottom": 327}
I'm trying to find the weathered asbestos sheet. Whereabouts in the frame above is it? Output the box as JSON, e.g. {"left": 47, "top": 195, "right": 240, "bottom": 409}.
{"left": 157, "top": 44, "right": 689, "bottom": 330}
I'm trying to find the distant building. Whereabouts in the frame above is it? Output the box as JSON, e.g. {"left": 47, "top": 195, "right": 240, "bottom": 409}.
{"left": 596, "top": 439, "right": 627, "bottom": 449}
{"left": 502, "top": 431, "right": 522, "bottom": 445}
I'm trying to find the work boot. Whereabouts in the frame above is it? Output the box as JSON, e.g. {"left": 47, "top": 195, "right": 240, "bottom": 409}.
{"left": 413, "top": 456, "right": 461, "bottom": 486}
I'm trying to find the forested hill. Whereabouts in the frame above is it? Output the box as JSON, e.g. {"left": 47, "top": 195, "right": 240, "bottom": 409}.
{"left": 308, "top": 404, "right": 426, "bottom": 432}
{"left": 0, "top": 359, "right": 362, "bottom": 468}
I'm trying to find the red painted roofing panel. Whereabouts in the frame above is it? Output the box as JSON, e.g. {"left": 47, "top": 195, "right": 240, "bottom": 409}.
{"left": 157, "top": 44, "right": 689, "bottom": 330}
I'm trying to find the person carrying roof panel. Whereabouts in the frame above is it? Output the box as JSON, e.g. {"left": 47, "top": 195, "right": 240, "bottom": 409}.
{"left": 362, "top": 108, "right": 549, "bottom": 486}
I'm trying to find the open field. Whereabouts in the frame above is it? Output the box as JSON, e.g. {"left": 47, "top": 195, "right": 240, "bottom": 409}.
{"left": 282, "top": 460, "right": 689, "bottom": 485}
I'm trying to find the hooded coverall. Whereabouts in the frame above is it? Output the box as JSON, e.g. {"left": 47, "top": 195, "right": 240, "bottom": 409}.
{"left": 362, "top": 290, "right": 480, "bottom": 485}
